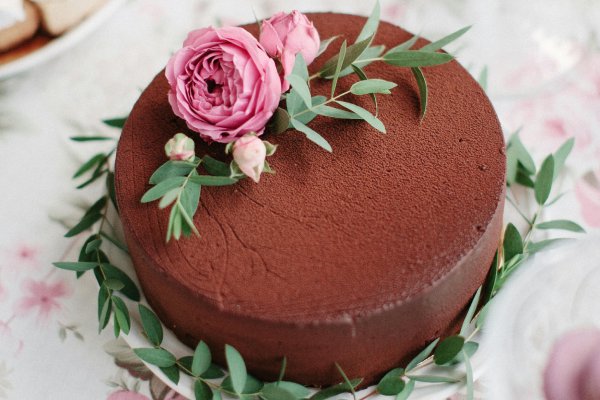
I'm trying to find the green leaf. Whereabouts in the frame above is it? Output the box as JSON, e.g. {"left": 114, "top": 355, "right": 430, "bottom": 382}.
{"left": 383, "top": 50, "right": 453, "bottom": 67}
{"left": 317, "top": 35, "right": 340, "bottom": 57}
{"left": 180, "top": 181, "right": 201, "bottom": 218}
{"left": 411, "top": 67, "right": 428, "bottom": 120}
{"left": 98, "top": 289, "right": 111, "bottom": 330}
{"left": 113, "top": 311, "right": 120, "bottom": 337}
{"left": 509, "top": 133, "right": 536, "bottom": 175}
{"left": 202, "top": 156, "right": 230, "bottom": 177}
{"left": 221, "top": 374, "right": 263, "bottom": 394}
{"left": 76, "top": 167, "right": 107, "bottom": 189}
{"left": 553, "top": 137, "right": 574, "bottom": 179}
{"left": 73, "top": 153, "right": 105, "bottom": 178}
{"left": 192, "top": 341, "right": 212, "bottom": 376}
{"left": 103, "top": 117, "right": 128, "bottom": 128}
{"left": 506, "top": 146, "right": 518, "bottom": 185}
{"left": 336, "top": 100, "right": 385, "bottom": 133}
{"left": 287, "top": 75, "right": 312, "bottom": 108}
{"left": 350, "top": 79, "right": 397, "bottom": 95}
{"left": 405, "top": 374, "right": 461, "bottom": 383}
{"left": 537, "top": 219, "right": 585, "bottom": 233}
{"left": 133, "top": 348, "right": 176, "bottom": 368}
{"left": 535, "top": 155, "right": 555, "bottom": 205}
{"left": 527, "top": 238, "right": 571, "bottom": 253}
{"left": 356, "top": 0, "right": 380, "bottom": 42}
{"left": 457, "top": 341, "right": 479, "bottom": 360}
{"left": 70, "top": 136, "right": 114, "bottom": 142}
{"left": 225, "top": 345, "right": 247, "bottom": 394}
{"left": 482, "top": 251, "right": 498, "bottom": 303}
{"left": 103, "top": 278, "right": 125, "bottom": 290}
{"left": 268, "top": 108, "right": 291, "bottom": 135}
{"left": 111, "top": 296, "right": 130, "bottom": 334}
{"left": 516, "top": 169, "right": 535, "bottom": 188}
{"left": 201, "top": 364, "right": 225, "bottom": 379}
{"left": 334, "top": 363, "right": 356, "bottom": 398}
{"left": 433, "top": 335, "right": 465, "bottom": 365}
{"left": 503, "top": 223, "right": 523, "bottom": 262}
{"left": 309, "top": 379, "right": 362, "bottom": 400}
{"left": 339, "top": 45, "right": 385, "bottom": 76}
{"left": 350, "top": 65, "right": 378, "bottom": 115}
{"left": 101, "top": 263, "right": 140, "bottom": 301}
{"left": 177, "top": 203, "right": 200, "bottom": 237}
{"left": 377, "top": 367, "right": 405, "bottom": 395}
{"left": 65, "top": 211, "right": 102, "bottom": 238}
{"left": 138, "top": 304, "right": 163, "bottom": 346}
{"left": 53, "top": 261, "right": 98, "bottom": 272}
{"left": 386, "top": 35, "right": 419, "bottom": 53}
{"left": 189, "top": 175, "right": 238, "bottom": 186}
{"left": 460, "top": 287, "right": 481, "bottom": 336}
{"left": 319, "top": 35, "right": 373, "bottom": 77}
{"left": 313, "top": 105, "right": 361, "bottom": 119}
{"left": 331, "top": 39, "right": 347, "bottom": 97}
{"left": 420, "top": 26, "right": 471, "bottom": 52}
{"left": 277, "top": 357, "right": 287, "bottom": 383}
{"left": 406, "top": 338, "right": 439, "bottom": 371}
{"left": 159, "top": 188, "right": 179, "bottom": 209}
{"left": 464, "top": 349, "right": 474, "bottom": 400}
{"left": 141, "top": 177, "right": 187, "bottom": 203}
{"left": 106, "top": 172, "right": 118, "bottom": 212}
{"left": 194, "top": 380, "right": 213, "bottom": 400}
{"left": 149, "top": 161, "right": 196, "bottom": 184}
{"left": 290, "top": 119, "right": 332, "bottom": 152}
{"left": 478, "top": 66, "right": 488, "bottom": 91}
{"left": 292, "top": 53, "right": 309, "bottom": 81}
{"left": 260, "top": 385, "right": 297, "bottom": 400}
{"left": 265, "top": 382, "right": 309, "bottom": 399}
{"left": 395, "top": 379, "right": 415, "bottom": 400}
{"left": 160, "top": 365, "right": 180, "bottom": 385}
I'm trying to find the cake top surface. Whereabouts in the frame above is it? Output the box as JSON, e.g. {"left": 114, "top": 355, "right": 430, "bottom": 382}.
{"left": 115, "top": 13, "right": 505, "bottom": 322}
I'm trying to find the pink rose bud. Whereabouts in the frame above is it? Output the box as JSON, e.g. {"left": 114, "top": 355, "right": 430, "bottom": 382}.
{"left": 543, "top": 328, "right": 600, "bottom": 400}
{"left": 165, "top": 133, "right": 195, "bottom": 161}
{"left": 232, "top": 134, "right": 267, "bottom": 183}
{"left": 259, "top": 10, "right": 320, "bottom": 92}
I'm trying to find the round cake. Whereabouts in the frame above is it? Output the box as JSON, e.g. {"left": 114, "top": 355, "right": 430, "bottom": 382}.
{"left": 115, "top": 13, "right": 506, "bottom": 387}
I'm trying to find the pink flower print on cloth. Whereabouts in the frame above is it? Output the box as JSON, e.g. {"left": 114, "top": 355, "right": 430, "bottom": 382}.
{"left": 16, "top": 279, "right": 71, "bottom": 321}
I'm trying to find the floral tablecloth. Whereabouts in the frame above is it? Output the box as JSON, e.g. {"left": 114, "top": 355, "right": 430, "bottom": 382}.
{"left": 1, "top": 0, "right": 599, "bottom": 399}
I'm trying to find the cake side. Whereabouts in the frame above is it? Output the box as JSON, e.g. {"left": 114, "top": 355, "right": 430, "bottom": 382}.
{"left": 115, "top": 12, "right": 506, "bottom": 386}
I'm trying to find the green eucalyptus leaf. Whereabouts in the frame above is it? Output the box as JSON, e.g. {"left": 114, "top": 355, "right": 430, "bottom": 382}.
{"left": 334, "top": 363, "right": 356, "bottom": 397}
{"left": 527, "top": 238, "right": 571, "bottom": 253}
{"left": 309, "top": 379, "right": 362, "bottom": 400}
{"left": 221, "top": 374, "right": 263, "bottom": 394}
{"left": 377, "top": 367, "right": 405, "bottom": 395}
{"left": 536, "top": 219, "right": 585, "bottom": 233}
{"left": 286, "top": 74, "right": 312, "bottom": 108}
{"left": 290, "top": 119, "right": 332, "bottom": 152}
{"left": 395, "top": 379, "right": 415, "bottom": 400}
{"left": 225, "top": 344, "right": 248, "bottom": 394}
{"left": 535, "top": 155, "right": 555, "bottom": 205}
{"left": 76, "top": 167, "right": 107, "bottom": 189}
{"left": 103, "top": 278, "right": 124, "bottom": 290}
{"left": 133, "top": 348, "right": 176, "bottom": 368}
{"left": 336, "top": 100, "right": 385, "bottom": 133}
{"left": 508, "top": 133, "right": 536, "bottom": 175}
{"left": 70, "top": 136, "right": 114, "bottom": 142}
{"left": 313, "top": 104, "right": 361, "bottom": 119}
{"left": 331, "top": 39, "right": 347, "bottom": 97}
{"left": 202, "top": 155, "right": 230, "bottom": 177}
{"left": 482, "top": 251, "right": 499, "bottom": 303}
{"left": 405, "top": 374, "right": 461, "bottom": 383}
{"left": 102, "top": 117, "right": 128, "bottom": 128}
{"left": 111, "top": 296, "right": 130, "bottom": 334}
{"left": 383, "top": 50, "right": 453, "bottom": 67}
{"left": 159, "top": 188, "right": 179, "bottom": 209}
{"left": 106, "top": 172, "right": 119, "bottom": 212}
{"left": 478, "top": 66, "right": 488, "bottom": 91}
{"left": 73, "top": 153, "right": 105, "bottom": 178}
{"left": 277, "top": 357, "right": 287, "bottom": 383}
{"left": 386, "top": 35, "right": 419, "bottom": 54}
{"left": 356, "top": 0, "right": 380, "bottom": 42}
{"left": 98, "top": 288, "right": 111, "bottom": 330}
{"left": 406, "top": 338, "right": 439, "bottom": 371}
{"left": 464, "top": 349, "right": 474, "bottom": 400}
{"left": 189, "top": 175, "right": 237, "bottom": 186}
{"left": 65, "top": 211, "right": 102, "bottom": 238}
{"left": 456, "top": 341, "right": 479, "bottom": 361}
{"left": 503, "top": 223, "right": 523, "bottom": 263}
{"left": 506, "top": 146, "right": 518, "bottom": 185}
{"left": 420, "top": 26, "right": 471, "bottom": 52}
{"left": 192, "top": 341, "right": 212, "bottom": 376}
{"left": 260, "top": 385, "right": 297, "bottom": 400}
{"left": 460, "top": 287, "right": 481, "bottom": 336}
{"left": 553, "top": 137, "right": 575, "bottom": 179}
{"left": 113, "top": 311, "right": 120, "bottom": 337}
{"left": 194, "top": 380, "right": 213, "bottom": 400}
{"left": 411, "top": 67, "right": 428, "bottom": 119}
{"left": 141, "top": 177, "right": 187, "bottom": 203}
{"left": 291, "top": 53, "right": 309, "bottom": 81}
{"left": 180, "top": 181, "right": 201, "bottom": 219}
{"left": 177, "top": 204, "right": 199, "bottom": 237}
{"left": 433, "top": 335, "right": 465, "bottom": 365}
{"left": 53, "top": 261, "right": 98, "bottom": 272}
{"left": 339, "top": 45, "right": 385, "bottom": 76}
{"left": 201, "top": 364, "right": 225, "bottom": 379}
{"left": 319, "top": 35, "right": 373, "bottom": 78}
{"left": 149, "top": 161, "right": 196, "bottom": 184}
{"left": 350, "top": 64, "right": 378, "bottom": 115}
{"left": 160, "top": 365, "right": 180, "bottom": 385}
{"left": 101, "top": 263, "right": 140, "bottom": 301}
{"left": 138, "top": 304, "right": 163, "bottom": 346}
{"left": 317, "top": 35, "right": 340, "bottom": 57}
{"left": 350, "top": 79, "right": 397, "bottom": 95}
{"left": 265, "top": 382, "right": 309, "bottom": 399}
{"left": 516, "top": 169, "right": 535, "bottom": 188}
{"left": 268, "top": 107, "right": 291, "bottom": 135}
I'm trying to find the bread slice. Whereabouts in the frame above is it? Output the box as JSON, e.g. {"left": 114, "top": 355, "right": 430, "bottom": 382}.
{"left": 0, "top": 1, "right": 40, "bottom": 53}
{"left": 32, "top": 0, "right": 106, "bottom": 36}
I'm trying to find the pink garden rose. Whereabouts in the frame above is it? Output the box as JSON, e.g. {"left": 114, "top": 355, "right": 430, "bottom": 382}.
{"left": 232, "top": 134, "right": 267, "bottom": 183}
{"left": 543, "top": 328, "right": 600, "bottom": 400}
{"left": 166, "top": 26, "right": 281, "bottom": 144}
{"left": 260, "top": 10, "right": 320, "bottom": 91}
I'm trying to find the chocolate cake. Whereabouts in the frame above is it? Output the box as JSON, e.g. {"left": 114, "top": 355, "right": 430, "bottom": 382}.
{"left": 115, "top": 13, "right": 506, "bottom": 387}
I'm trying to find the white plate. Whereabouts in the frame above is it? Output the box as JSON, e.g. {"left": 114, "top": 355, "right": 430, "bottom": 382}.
{"left": 0, "top": 0, "right": 125, "bottom": 80}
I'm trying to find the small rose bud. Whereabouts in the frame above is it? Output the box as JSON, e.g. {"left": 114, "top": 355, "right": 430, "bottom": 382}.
{"left": 165, "top": 133, "right": 195, "bottom": 161}
{"left": 232, "top": 134, "right": 267, "bottom": 183}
